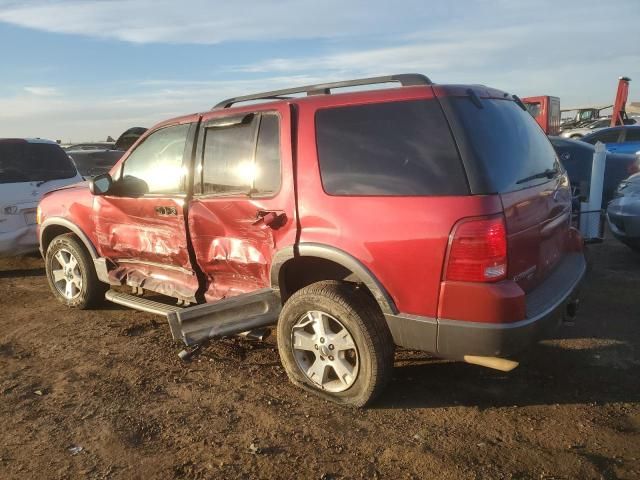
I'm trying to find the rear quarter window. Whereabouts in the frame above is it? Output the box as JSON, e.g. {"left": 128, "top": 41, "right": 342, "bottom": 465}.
{"left": 315, "top": 99, "right": 468, "bottom": 196}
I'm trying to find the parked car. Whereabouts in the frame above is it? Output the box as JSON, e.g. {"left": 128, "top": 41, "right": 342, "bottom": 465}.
{"left": 560, "top": 117, "right": 613, "bottom": 139}
{"left": 549, "top": 136, "right": 640, "bottom": 206}
{"left": 581, "top": 125, "right": 640, "bottom": 154}
{"left": 37, "top": 74, "right": 586, "bottom": 407}
{"left": 64, "top": 142, "right": 115, "bottom": 151}
{"left": 1, "top": 138, "right": 82, "bottom": 256}
{"left": 67, "top": 127, "right": 147, "bottom": 178}
{"left": 607, "top": 173, "right": 640, "bottom": 252}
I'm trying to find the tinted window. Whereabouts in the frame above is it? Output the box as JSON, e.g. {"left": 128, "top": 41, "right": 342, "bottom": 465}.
{"left": 0, "top": 142, "right": 76, "bottom": 184}
{"left": 624, "top": 128, "right": 640, "bottom": 142}
{"left": 201, "top": 113, "right": 281, "bottom": 196}
{"left": 121, "top": 124, "right": 189, "bottom": 194}
{"left": 448, "top": 98, "right": 560, "bottom": 193}
{"left": 315, "top": 100, "right": 467, "bottom": 196}
{"left": 584, "top": 129, "right": 620, "bottom": 145}
{"left": 254, "top": 114, "right": 281, "bottom": 195}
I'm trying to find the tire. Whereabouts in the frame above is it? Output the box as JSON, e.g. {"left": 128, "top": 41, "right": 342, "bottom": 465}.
{"left": 277, "top": 280, "right": 394, "bottom": 407}
{"left": 45, "top": 233, "right": 107, "bottom": 309}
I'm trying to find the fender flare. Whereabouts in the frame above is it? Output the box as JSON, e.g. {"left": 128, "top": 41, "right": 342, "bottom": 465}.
{"left": 270, "top": 243, "right": 398, "bottom": 315}
{"left": 39, "top": 217, "right": 99, "bottom": 259}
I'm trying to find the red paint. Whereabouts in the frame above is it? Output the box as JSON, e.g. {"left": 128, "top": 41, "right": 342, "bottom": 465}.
{"left": 611, "top": 77, "right": 630, "bottom": 127}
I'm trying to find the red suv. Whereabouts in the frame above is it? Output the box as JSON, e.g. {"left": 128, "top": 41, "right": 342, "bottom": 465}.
{"left": 37, "top": 74, "right": 586, "bottom": 407}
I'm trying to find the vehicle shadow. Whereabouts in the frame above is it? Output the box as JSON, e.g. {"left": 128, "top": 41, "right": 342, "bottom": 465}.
{"left": 375, "top": 338, "right": 639, "bottom": 409}
{"left": 0, "top": 268, "right": 45, "bottom": 279}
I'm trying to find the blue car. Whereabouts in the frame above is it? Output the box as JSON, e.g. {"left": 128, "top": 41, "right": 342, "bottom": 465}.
{"left": 581, "top": 125, "right": 640, "bottom": 154}
{"left": 549, "top": 136, "right": 639, "bottom": 207}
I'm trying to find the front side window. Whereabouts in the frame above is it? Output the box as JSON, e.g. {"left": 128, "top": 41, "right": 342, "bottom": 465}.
{"left": 525, "top": 102, "right": 541, "bottom": 118}
{"left": 121, "top": 124, "right": 189, "bottom": 194}
{"left": 201, "top": 113, "right": 281, "bottom": 196}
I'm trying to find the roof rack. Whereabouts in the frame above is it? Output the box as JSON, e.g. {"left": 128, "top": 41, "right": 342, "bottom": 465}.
{"left": 212, "top": 73, "right": 432, "bottom": 109}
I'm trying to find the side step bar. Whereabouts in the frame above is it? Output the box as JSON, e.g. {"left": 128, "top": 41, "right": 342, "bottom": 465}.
{"left": 105, "top": 290, "right": 182, "bottom": 316}
{"left": 105, "top": 288, "right": 281, "bottom": 347}
{"left": 166, "top": 288, "right": 281, "bottom": 346}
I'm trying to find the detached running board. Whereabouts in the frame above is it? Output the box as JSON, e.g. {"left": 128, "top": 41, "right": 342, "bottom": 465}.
{"left": 167, "top": 288, "right": 281, "bottom": 346}
{"left": 104, "top": 288, "right": 281, "bottom": 347}
{"left": 105, "top": 290, "right": 182, "bottom": 316}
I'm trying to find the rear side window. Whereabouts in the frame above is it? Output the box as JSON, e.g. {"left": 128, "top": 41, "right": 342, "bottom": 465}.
{"left": 201, "top": 113, "right": 281, "bottom": 196}
{"left": 0, "top": 142, "right": 76, "bottom": 184}
{"left": 448, "top": 98, "right": 560, "bottom": 193}
{"left": 315, "top": 100, "right": 467, "bottom": 196}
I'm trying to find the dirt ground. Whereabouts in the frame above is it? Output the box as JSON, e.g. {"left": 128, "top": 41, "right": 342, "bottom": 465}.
{"left": 1, "top": 238, "right": 639, "bottom": 480}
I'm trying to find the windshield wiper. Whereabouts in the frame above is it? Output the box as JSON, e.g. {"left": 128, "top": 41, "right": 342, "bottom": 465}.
{"left": 516, "top": 167, "right": 559, "bottom": 185}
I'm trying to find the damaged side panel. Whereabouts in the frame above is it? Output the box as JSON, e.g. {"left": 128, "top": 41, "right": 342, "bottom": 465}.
{"left": 188, "top": 200, "right": 276, "bottom": 302}
{"left": 94, "top": 196, "right": 199, "bottom": 301}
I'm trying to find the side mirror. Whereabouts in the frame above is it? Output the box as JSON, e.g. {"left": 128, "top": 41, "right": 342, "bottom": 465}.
{"left": 90, "top": 173, "right": 113, "bottom": 195}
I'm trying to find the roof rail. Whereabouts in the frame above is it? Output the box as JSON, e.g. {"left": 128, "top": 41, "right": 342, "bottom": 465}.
{"left": 212, "top": 73, "right": 432, "bottom": 109}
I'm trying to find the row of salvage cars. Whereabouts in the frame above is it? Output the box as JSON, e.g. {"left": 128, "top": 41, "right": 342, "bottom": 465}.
{"left": 1, "top": 128, "right": 145, "bottom": 256}
{"left": 1, "top": 128, "right": 639, "bottom": 258}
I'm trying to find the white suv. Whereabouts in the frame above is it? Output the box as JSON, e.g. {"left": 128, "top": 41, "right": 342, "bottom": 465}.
{"left": 0, "top": 138, "right": 82, "bottom": 256}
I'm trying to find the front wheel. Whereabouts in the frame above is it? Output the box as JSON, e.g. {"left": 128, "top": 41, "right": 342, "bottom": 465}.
{"left": 45, "top": 233, "right": 107, "bottom": 309}
{"left": 277, "top": 281, "right": 394, "bottom": 407}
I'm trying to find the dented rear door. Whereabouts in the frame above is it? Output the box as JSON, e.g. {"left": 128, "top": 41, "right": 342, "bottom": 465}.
{"left": 188, "top": 103, "right": 297, "bottom": 302}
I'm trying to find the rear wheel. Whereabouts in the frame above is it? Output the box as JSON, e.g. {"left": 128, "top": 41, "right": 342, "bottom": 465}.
{"left": 277, "top": 281, "right": 394, "bottom": 407}
{"left": 45, "top": 233, "right": 107, "bottom": 309}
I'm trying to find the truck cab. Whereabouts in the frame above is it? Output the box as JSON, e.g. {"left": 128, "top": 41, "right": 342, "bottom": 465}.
{"left": 523, "top": 95, "right": 561, "bottom": 135}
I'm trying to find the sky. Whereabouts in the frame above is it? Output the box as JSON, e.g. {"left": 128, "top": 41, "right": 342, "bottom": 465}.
{"left": 0, "top": 0, "right": 638, "bottom": 142}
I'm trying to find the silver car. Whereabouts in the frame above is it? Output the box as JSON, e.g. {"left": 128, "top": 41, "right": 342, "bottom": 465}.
{"left": 560, "top": 118, "right": 613, "bottom": 139}
{"left": 607, "top": 172, "right": 640, "bottom": 252}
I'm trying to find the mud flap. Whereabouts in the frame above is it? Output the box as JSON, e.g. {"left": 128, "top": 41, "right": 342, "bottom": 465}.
{"left": 166, "top": 288, "right": 281, "bottom": 346}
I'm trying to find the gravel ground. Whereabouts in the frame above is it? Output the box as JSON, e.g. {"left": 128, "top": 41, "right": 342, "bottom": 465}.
{"left": 0, "top": 238, "right": 639, "bottom": 479}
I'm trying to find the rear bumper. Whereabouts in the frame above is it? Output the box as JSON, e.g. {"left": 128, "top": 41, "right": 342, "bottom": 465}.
{"left": 385, "top": 252, "right": 586, "bottom": 358}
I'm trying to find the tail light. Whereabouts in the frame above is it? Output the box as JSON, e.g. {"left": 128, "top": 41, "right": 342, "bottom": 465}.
{"left": 628, "top": 156, "right": 640, "bottom": 175}
{"left": 445, "top": 216, "right": 507, "bottom": 283}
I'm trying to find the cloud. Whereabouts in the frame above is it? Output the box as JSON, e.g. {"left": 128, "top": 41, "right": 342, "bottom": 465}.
{"left": 0, "top": 0, "right": 432, "bottom": 44}
{"left": 23, "top": 86, "right": 60, "bottom": 96}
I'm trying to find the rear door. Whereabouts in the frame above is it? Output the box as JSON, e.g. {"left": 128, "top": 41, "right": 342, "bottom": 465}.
{"left": 188, "top": 103, "right": 296, "bottom": 302}
{"left": 94, "top": 120, "right": 199, "bottom": 301}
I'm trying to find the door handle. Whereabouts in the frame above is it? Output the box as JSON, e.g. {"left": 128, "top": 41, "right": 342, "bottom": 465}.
{"left": 155, "top": 206, "right": 178, "bottom": 216}
{"left": 253, "top": 210, "right": 286, "bottom": 229}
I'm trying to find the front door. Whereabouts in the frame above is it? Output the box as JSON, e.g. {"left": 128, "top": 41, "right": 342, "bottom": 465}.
{"left": 188, "top": 103, "right": 297, "bottom": 302}
{"left": 94, "top": 120, "right": 200, "bottom": 301}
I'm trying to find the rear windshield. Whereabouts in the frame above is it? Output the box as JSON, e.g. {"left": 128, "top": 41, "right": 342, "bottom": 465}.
{"left": 449, "top": 98, "right": 560, "bottom": 193}
{"left": 0, "top": 142, "right": 77, "bottom": 184}
{"left": 315, "top": 99, "right": 468, "bottom": 196}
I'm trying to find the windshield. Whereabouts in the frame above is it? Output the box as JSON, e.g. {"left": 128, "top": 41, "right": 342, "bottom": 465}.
{"left": 0, "top": 142, "right": 77, "bottom": 184}
{"left": 448, "top": 97, "right": 560, "bottom": 193}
